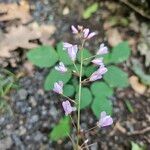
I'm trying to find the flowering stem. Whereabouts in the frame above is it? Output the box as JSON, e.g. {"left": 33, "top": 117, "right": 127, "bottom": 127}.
{"left": 62, "top": 94, "right": 76, "bottom": 104}
{"left": 83, "top": 54, "right": 100, "bottom": 61}
{"left": 84, "top": 125, "right": 98, "bottom": 133}
{"left": 77, "top": 40, "right": 85, "bottom": 149}
{"left": 73, "top": 62, "right": 79, "bottom": 73}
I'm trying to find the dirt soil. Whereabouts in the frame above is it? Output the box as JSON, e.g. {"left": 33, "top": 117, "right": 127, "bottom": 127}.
{"left": 0, "top": 0, "right": 150, "bottom": 150}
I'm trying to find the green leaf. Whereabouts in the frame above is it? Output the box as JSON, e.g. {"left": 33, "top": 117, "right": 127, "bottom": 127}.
{"left": 91, "top": 96, "right": 112, "bottom": 118}
{"left": 110, "top": 41, "right": 131, "bottom": 64}
{"left": 44, "top": 68, "right": 72, "bottom": 91}
{"left": 76, "top": 88, "right": 92, "bottom": 109}
{"left": 104, "top": 65, "right": 129, "bottom": 88}
{"left": 131, "top": 141, "right": 145, "bottom": 150}
{"left": 85, "top": 65, "right": 97, "bottom": 77}
{"left": 27, "top": 45, "right": 58, "bottom": 68}
{"left": 56, "top": 42, "right": 72, "bottom": 65}
{"left": 83, "top": 3, "right": 98, "bottom": 19}
{"left": 91, "top": 81, "right": 113, "bottom": 98}
{"left": 63, "top": 84, "right": 75, "bottom": 97}
{"left": 132, "top": 59, "right": 150, "bottom": 86}
{"left": 49, "top": 116, "right": 70, "bottom": 141}
{"left": 125, "top": 100, "right": 134, "bottom": 113}
{"left": 77, "top": 48, "right": 92, "bottom": 66}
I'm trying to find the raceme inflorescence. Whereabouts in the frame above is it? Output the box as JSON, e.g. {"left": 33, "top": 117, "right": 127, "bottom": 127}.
{"left": 52, "top": 25, "right": 113, "bottom": 149}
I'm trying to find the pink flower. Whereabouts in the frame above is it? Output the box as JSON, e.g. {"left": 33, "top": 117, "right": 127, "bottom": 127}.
{"left": 97, "top": 43, "right": 108, "bottom": 55}
{"left": 89, "top": 66, "right": 107, "bottom": 81}
{"left": 55, "top": 62, "right": 67, "bottom": 73}
{"left": 83, "top": 28, "right": 97, "bottom": 39}
{"left": 63, "top": 42, "right": 78, "bottom": 61}
{"left": 62, "top": 100, "right": 76, "bottom": 116}
{"left": 92, "top": 58, "right": 103, "bottom": 66}
{"left": 71, "top": 25, "right": 78, "bottom": 34}
{"left": 83, "top": 28, "right": 89, "bottom": 38}
{"left": 97, "top": 65, "right": 108, "bottom": 75}
{"left": 97, "top": 111, "right": 113, "bottom": 127}
{"left": 89, "top": 69, "right": 102, "bottom": 81}
{"left": 53, "top": 81, "right": 63, "bottom": 94}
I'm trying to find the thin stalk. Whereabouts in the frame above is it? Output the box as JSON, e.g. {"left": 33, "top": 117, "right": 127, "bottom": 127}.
{"left": 77, "top": 40, "right": 85, "bottom": 149}
{"left": 83, "top": 54, "right": 100, "bottom": 61}
{"left": 62, "top": 94, "right": 77, "bottom": 104}
{"left": 73, "top": 62, "right": 79, "bottom": 73}
{"left": 84, "top": 125, "right": 98, "bottom": 133}
{"left": 69, "top": 115, "right": 77, "bottom": 130}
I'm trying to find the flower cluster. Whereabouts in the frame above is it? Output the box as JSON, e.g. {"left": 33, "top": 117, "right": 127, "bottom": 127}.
{"left": 52, "top": 25, "right": 113, "bottom": 129}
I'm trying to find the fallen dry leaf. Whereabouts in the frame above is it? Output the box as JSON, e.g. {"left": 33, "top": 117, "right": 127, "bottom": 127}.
{"left": 0, "top": 25, "right": 40, "bottom": 57}
{"left": 0, "top": 0, "right": 32, "bottom": 23}
{"left": 106, "top": 28, "right": 122, "bottom": 46}
{"left": 0, "top": 23, "right": 56, "bottom": 58}
{"left": 129, "top": 76, "right": 146, "bottom": 95}
{"left": 30, "top": 22, "right": 56, "bottom": 45}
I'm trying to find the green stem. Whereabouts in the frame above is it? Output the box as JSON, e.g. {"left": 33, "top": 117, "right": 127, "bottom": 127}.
{"left": 77, "top": 40, "right": 85, "bottom": 149}
{"left": 83, "top": 54, "right": 100, "bottom": 61}
{"left": 62, "top": 94, "right": 76, "bottom": 104}
{"left": 73, "top": 62, "right": 79, "bottom": 73}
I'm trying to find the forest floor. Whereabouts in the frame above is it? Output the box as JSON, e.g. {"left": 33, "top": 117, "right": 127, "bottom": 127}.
{"left": 0, "top": 0, "right": 150, "bottom": 150}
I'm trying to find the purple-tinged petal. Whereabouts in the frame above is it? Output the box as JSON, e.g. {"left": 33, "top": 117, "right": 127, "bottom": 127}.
{"left": 83, "top": 28, "right": 90, "bottom": 38}
{"left": 87, "top": 32, "right": 97, "bottom": 39}
{"left": 97, "top": 43, "right": 108, "bottom": 55}
{"left": 67, "top": 45, "right": 78, "bottom": 61}
{"left": 55, "top": 62, "right": 67, "bottom": 73}
{"left": 89, "top": 70, "right": 102, "bottom": 81}
{"left": 71, "top": 25, "right": 78, "bottom": 34}
{"left": 98, "top": 66, "right": 108, "bottom": 75}
{"left": 53, "top": 81, "right": 63, "bottom": 94}
{"left": 91, "top": 58, "right": 103, "bottom": 66}
{"left": 100, "top": 111, "right": 107, "bottom": 119}
{"left": 63, "top": 42, "right": 72, "bottom": 49}
{"left": 62, "top": 100, "right": 76, "bottom": 116}
{"left": 97, "top": 111, "right": 113, "bottom": 127}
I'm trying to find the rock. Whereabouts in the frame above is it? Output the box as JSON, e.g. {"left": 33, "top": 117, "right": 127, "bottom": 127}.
{"left": 18, "top": 89, "right": 28, "bottom": 100}
{"left": 33, "top": 131, "right": 43, "bottom": 142}
{"left": 29, "top": 96, "right": 37, "bottom": 107}
{"left": 12, "top": 134, "right": 25, "bottom": 150}
{"left": 91, "top": 142, "right": 98, "bottom": 150}
{"left": 29, "top": 115, "right": 39, "bottom": 123}
{"left": 0, "top": 136, "right": 13, "bottom": 150}
{"left": 19, "top": 126, "right": 27, "bottom": 135}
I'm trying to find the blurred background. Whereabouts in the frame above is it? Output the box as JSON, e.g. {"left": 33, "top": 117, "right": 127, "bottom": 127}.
{"left": 0, "top": 0, "right": 150, "bottom": 150}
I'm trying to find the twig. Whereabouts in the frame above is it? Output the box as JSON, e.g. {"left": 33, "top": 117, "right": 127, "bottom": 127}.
{"left": 120, "top": 0, "right": 150, "bottom": 20}
{"left": 127, "top": 127, "right": 150, "bottom": 136}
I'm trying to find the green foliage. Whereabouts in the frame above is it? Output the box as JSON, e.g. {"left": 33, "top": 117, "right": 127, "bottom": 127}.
{"left": 91, "top": 81, "right": 113, "bottom": 98}
{"left": 85, "top": 65, "right": 97, "bottom": 77}
{"left": 76, "top": 88, "right": 92, "bottom": 109}
{"left": 77, "top": 49, "right": 92, "bottom": 66}
{"left": 132, "top": 59, "right": 150, "bottom": 86}
{"left": 63, "top": 84, "right": 75, "bottom": 97}
{"left": 103, "top": 42, "right": 131, "bottom": 64}
{"left": 83, "top": 3, "right": 99, "bottom": 19}
{"left": 56, "top": 42, "right": 72, "bottom": 65}
{"left": 104, "top": 65, "right": 129, "bottom": 88}
{"left": 110, "top": 41, "right": 131, "bottom": 64}
{"left": 27, "top": 45, "right": 58, "bottom": 68}
{"left": 125, "top": 100, "right": 134, "bottom": 113}
{"left": 0, "top": 69, "right": 16, "bottom": 114}
{"left": 49, "top": 116, "right": 70, "bottom": 141}
{"left": 131, "top": 141, "right": 146, "bottom": 150}
{"left": 27, "top": 41, "right": 131, "bottom": 141}
{"left": 44, "top": 69, "right": 72, "bottom": 91}
{"left": 91, "top": 97, "right": 112, "bottom": 118}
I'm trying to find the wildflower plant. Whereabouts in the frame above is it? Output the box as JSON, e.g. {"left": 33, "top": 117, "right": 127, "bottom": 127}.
{"left": 27, "top": 25, "right": 131, "bottom": 149}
